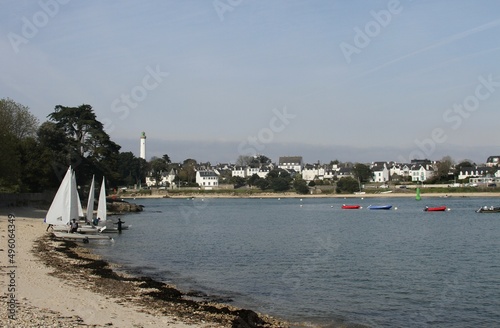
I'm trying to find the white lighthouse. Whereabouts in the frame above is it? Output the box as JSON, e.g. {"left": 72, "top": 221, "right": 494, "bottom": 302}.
{"left": 140, "top": 132, "right": 146, "bottom": 160}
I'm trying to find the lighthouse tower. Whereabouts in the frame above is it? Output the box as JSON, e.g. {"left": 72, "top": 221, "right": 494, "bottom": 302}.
{"left": 140, "top": 132, "right": 146, "bottom": 160}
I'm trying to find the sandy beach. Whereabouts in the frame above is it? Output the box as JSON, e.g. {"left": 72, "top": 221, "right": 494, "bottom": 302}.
{"left": 0, "top": 207, "right": 288, "bottom": 328}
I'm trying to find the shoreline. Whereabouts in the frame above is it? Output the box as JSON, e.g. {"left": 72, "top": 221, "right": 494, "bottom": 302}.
{"left": 0, "top": 207, "right": 293, "bottom": 328}
{"left": 122, "top": 191, "right": 500, "bottom": 199}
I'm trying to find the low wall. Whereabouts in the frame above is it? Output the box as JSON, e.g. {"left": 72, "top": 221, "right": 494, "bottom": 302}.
{"left": 0, "top": 192, "right": 54, "bottom": 207}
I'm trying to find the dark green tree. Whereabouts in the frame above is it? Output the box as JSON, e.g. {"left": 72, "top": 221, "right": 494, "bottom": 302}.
{"left": 352, "top": 163, "right": 372, "bottom": 183}
{"left": 179, "top": 159, "right": 197, "bottom": 184}
{"left": 255, "top": 178, "right": 270, "bottom": 190}
{"left": 0, "top": 98, "right": 40, "bottom": 191}
{"left": 230, "top": 176, "right": 246, "bottom": 188}
{"left": 18, "top": 137, "right": 53, "bottom": 192}
{"left": 46, "top": 104, "right": 121, "bottom": 187}
{"left": 117, "top": 152, "right": 147, "bottom": 186}
{"left": 265, "top": 169, "right": 292, "bottom": 192}
{"left": 247, "top": 174, "right": 261, "bottom": 187}
{"left": 162, "top": 154, "right": 171, "bottom": 164}
{"left": 336, "top": 177, "right": 360, "bottom": 194}
{"left": 293, "top": 177, "right": 309, "bottom": 194}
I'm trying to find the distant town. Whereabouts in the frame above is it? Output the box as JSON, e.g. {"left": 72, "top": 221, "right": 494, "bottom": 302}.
{"left": 143, "top": 154, "right": 500, "bottom": 191}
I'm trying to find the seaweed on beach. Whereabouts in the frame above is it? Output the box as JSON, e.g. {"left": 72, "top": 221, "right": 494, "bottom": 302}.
{"left": 32, "top": 233, "right": 288, "bottom": 328}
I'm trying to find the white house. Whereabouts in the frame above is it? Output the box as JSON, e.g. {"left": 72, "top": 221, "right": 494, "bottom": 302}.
{"left": 389, "top": 163, "right": 411, "bottom": 180}
{"left": 246, "top": 167, "right": 260, "bottom": 177}
{"left": 458, "top": 167, "right": 490, "bottom": 180}
{"left": 302, "top": 164, "right": 325, "bottom": 181}
{"left": 232, "top": 166, "right": 246, "bottom": 178}
{"left": 196, "top": 170, "right": 219, "bottom": 190}
{"left": 258, "top": 166, "right": 272, "bottom": 178}
{"left": 371, "top": 162, "right": 389, "bottom": 183}
{"left": 410, "top": 164, "right": 434, "bottom": 182}
{"left": 145, "top": 169, "right": 178, "bottom": 188}
{"left": 278, "top": 156, "right": 303, "bottom": 173}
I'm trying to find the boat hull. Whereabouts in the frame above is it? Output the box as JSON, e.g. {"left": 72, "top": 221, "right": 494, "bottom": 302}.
{"left": 476, "top": 206, "right": 500, "bottom": 213}
{"left": 53, "top": 232, "right": 112, "bottom": 241}
{"left": 368, "top": 205, "right": 392, "bottom": 210}
{"left": 424, "top": 206, "right": 447, "bottom": 212}
{"left": 342, "top": 205, "right": 361, "bottom": 209}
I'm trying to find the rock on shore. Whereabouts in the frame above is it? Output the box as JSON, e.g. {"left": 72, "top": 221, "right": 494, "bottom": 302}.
{"left": 106, "top": 197, "right": 144, "bottom": 212}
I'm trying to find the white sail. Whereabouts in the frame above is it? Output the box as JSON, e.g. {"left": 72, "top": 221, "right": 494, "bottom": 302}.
{"left": 46, "top": 166, "right": 79, "bottom": 226}
{"left": 72, "top": 171, "right": 84, "bottom": 218}
{"left": 97, "top": 177, "right": 107, "bottom": 223}
{"left": 86, "top": 175, "right": 95, "bottom": 223}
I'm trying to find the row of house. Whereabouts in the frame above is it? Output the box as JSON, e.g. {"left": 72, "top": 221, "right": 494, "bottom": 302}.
{"left": 145, "top": 156, "right": 500, "bottom": 190}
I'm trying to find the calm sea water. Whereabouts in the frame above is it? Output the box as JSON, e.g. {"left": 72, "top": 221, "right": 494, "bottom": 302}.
{"left": 90, "top": 196, "right": 500, "bottom": 327}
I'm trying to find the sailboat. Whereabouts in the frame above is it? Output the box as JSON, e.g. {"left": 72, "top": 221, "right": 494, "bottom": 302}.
{"left": 97, "top": 176, "right": 107, "bottom": 225}
{"left": 98, "top": 176, "right": 130, "bottom": 232}
{"left": 76, "top": 175, "right": 107, "bottom": 234}
{"left": 45, "top": 166, "right": 78, "bottom": 227}
{"left": 72, "top": 171, "right": 84, "bottom": 218}
{"left": 46, "top": 167, "right": 112, "bottom": 242}
{"left": 86, "top": 175, "right": 95, "bottom": 224}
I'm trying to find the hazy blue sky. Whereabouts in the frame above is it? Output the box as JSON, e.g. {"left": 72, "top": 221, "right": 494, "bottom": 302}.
{"left": 2, "top": 0, "right": 500, "bottom": 164}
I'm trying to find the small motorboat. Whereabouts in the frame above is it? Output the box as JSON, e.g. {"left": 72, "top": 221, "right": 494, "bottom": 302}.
{"left": 342, "top": 204, "right": 361, "bottom": 209}
{"left": 424, "top": 206, "right": 447, "bottom": 212}
{"left": 476, "top": 206, "right": 500, "bottom": 213}
{"left": 368, "top": 205, "right": 392, "bottom": 210}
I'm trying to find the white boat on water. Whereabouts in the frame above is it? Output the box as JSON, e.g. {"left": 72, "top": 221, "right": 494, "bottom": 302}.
{"left": 45, "top": 166, "right": 112, "bottom": 242}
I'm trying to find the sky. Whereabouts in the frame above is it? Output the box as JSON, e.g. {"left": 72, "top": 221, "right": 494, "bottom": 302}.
{"left": 2, "top": 0, "right": 500, "bottom": 165}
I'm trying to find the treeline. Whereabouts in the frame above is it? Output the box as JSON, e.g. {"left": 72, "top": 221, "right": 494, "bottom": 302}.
{"left": 0, "top": 99, "right": 147, "bottom": 193}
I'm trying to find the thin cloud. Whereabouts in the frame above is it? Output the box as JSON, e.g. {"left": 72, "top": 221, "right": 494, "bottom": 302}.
{"left": 361, "top": 19, "right": 500, "bottom": 77}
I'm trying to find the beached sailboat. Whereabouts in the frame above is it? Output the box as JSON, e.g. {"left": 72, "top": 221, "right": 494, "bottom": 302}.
{"left": 97, "top": 176, "right": 107, "bottom": 224}
{"left": 45, "top": 166, "right": 78, "bottom": 228}
{"left": 72, "top": 171, "right": 84, "bottom": 218}
{"left": 77, "top": 175, "right": 107, "bottom": 234}
{"left": 86, "top": 175, "right": 95, "bottom": 224}
{"left": 46, "top": 167, "right": 111, "bottom": 241}
{"left": 97, "top": 177, "right": 130, "bottom": 233}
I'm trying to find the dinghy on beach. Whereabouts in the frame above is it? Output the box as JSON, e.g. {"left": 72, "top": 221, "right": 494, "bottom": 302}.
{"left": 44, "top": 167, "right": 112, "bottom": 242}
